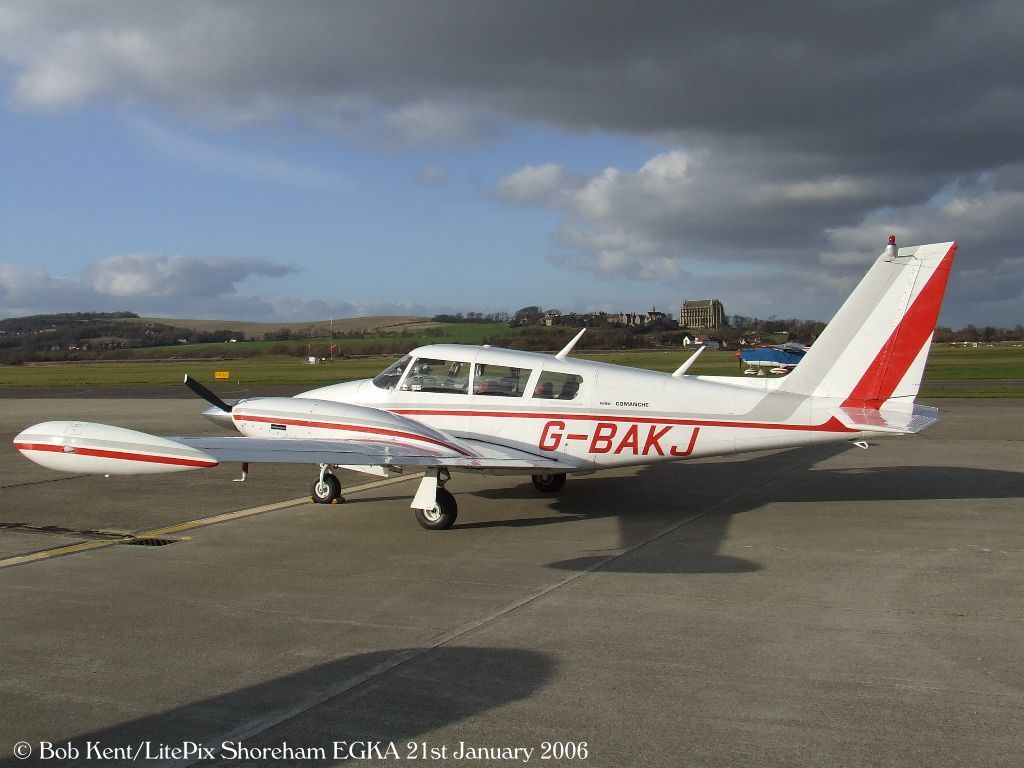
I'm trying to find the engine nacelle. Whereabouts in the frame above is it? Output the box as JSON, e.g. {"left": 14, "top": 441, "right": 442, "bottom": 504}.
{"left": 230, "top": 397, "right": 474, "bottom": 457}
{"left": 14, "top": 421, "right": 218, "bottom": 475}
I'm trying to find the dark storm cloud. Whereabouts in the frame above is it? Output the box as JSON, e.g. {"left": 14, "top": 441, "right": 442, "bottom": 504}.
{"left": 4, "top": 1, "right": 1018, "bottom": 164}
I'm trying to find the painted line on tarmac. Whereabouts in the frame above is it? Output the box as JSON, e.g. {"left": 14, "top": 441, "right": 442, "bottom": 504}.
{"left": 0, "top": 472, "right": 423, "bottom": 570}
{"left": 139, "top": 472, "right": 423, "bottom": 538}
{"left": 0, "top": 539, "right": 126, "bottom": 569}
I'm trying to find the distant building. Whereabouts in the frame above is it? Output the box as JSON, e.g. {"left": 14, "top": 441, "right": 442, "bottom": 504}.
{"left": 613, "top": 307, "right": 674, "bottom": 328}
{"left": 680, "top": 299, "right": 725, "bottom": 329}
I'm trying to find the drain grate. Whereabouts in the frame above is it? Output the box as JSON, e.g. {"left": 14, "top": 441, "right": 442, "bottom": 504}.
{"left": 119, "top": 537, "right": 179, "bottom": 547}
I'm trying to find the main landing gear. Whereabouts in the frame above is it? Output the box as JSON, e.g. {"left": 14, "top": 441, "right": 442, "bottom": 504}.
{"left": 414, "top": 487, "right": 458, "bottom": 530}
{"left": 311, "top": 464, "right": 344, "bottom": 504}
{"left": 531, "top": 473, "right": 567, "bottom": 492}
{"left": 412, "top": 468, "right": 458, "bottom": 530}
{"left": 309, "top": 465, "right": 565, "bottom": 529}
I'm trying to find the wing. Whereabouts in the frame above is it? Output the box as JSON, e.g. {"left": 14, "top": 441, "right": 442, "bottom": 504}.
{"left": 171, "top": 433, "right": 580, "bottom": 473}
{"left": 14, "top": 418, "right": 579, "bottom": 476}
{"left": 184, "top": 395, "right": 581, "bottom": 472}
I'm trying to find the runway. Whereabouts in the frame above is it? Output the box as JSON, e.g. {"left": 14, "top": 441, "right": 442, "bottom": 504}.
{"left": 1, "top": 398, "right": 1021, "bottom": 767}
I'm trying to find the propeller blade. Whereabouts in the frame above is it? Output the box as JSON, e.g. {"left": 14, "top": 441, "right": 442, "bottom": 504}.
{"left": 184, "top": 374, "right": 232, "bottom": 413}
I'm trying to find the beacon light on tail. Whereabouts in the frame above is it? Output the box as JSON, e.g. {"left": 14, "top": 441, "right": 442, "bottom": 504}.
{"left": 14, "top": 421, "right": 218, "bottom": 475}
{"left": 13, "top": 236, "right": 957, "bottom": 530}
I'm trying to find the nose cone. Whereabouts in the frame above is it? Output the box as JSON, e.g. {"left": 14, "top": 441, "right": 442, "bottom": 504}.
{"left": 202, "top": 404, "right": 241, "bottom": 431}
{"left": 14, "top": 420, "right": 70, "bottom": 450}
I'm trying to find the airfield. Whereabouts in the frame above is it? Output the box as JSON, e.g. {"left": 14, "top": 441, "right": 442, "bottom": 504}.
{"left": 1, "top": 395, "right": 1021, "bottom": 767}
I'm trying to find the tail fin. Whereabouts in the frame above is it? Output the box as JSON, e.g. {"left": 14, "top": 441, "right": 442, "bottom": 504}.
{"left": 778, "top": 239, "right": 956, "bottom": 409}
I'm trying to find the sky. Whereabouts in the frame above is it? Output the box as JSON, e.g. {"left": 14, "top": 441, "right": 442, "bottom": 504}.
{"left": 0, "top": 1, "right": 1020, "bottom": 328}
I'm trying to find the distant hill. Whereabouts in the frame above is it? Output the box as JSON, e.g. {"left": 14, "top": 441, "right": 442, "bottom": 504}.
{"left": 127, "top": 315, "right": 428, "bottom": 338}
{"left": 0, "top": 312, "right": 433, "bottom": 362}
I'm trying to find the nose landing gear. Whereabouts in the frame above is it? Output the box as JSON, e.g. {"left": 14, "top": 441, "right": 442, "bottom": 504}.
{"left": 311, "top": 464, "right": 344, "bottom": 504}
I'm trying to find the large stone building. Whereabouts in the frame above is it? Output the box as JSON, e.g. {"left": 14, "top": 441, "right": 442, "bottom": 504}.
{"left": 679, "top": 299, "right": 726, "bottom": 329}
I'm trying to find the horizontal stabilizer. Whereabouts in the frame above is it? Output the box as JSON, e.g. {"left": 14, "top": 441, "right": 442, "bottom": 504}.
{"left": 834, "top": 403, "right": 939, "bottom": 434}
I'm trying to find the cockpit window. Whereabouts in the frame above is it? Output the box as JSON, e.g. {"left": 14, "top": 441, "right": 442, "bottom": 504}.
{"left": 532, "top": 371, "right": 583, "bottom": 400}
{"left": 401, "top": 358, "right": 470, "bottom": 394}
{"left": 473, "top": 364, "right": 532, "bottom": 397}
{"left": 372, "top": 354, "right": 412, "bottom": 389}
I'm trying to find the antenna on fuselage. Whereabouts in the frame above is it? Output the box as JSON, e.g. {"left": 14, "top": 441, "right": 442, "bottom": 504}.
{"left": 671, "top": 345, "right": 705, "bottom": 378}
{"left": 555, "top": 328, "right": 586, "bottom": 360}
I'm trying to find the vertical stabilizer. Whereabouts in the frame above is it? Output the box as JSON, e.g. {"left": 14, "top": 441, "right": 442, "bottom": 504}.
{"left": 778, "top": 240, "right": 956, "bottom": 408}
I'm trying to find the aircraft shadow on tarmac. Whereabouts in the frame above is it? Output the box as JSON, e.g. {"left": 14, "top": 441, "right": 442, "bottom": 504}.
{"left": 466, "top": 443, "right": 1024, "bottom": 576}
{"left": 0, "top": 647, "right": 555, "bottom": 768}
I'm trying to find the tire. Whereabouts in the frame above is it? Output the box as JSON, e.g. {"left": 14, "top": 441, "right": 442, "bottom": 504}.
{"left": 414, "top": 487, "right": 458, "bottom": 530}
{"left": 311, "top": 473, "right": 342, "bottom": 504}
{"left": 531, "top": 473, "right": 567, "bottom": 493}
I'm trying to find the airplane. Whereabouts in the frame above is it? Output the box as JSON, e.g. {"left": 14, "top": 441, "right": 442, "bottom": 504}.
{"left": 14, "top": 237, "right": 956, "bottom": 530}
{"left": 739, "top": 342, "right": 809, "bottom": 375}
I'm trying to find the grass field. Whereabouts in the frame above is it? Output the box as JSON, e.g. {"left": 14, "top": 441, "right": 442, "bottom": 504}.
{"left": 1, "top": 345, "right": 1020, "bottom": 396}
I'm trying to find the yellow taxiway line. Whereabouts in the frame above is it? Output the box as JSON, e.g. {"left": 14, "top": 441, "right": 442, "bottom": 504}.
{"left": 0, "top": 472, "right": 423, "bottom": 570}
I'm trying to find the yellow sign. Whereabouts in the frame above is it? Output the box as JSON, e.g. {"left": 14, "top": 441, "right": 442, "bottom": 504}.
{"left": 214, "top": 371, "right": 230, "bottom": 380}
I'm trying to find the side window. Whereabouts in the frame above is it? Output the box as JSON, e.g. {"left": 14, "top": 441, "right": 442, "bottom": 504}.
{"left": 473, "top": 364, "right": 532, "bottom": 397}
{"left": 532, "top": 371, "right": 583, "bottom": 400}
{"left": 401, "top": 358, "right": 469, "bottom": 394}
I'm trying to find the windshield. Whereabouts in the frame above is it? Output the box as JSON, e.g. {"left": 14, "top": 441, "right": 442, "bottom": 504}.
{"left": 371, "top": 354, "right": 412, "bottom": 389}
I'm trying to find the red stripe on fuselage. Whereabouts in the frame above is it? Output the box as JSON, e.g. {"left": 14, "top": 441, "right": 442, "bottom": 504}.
{"left": 232, "top": 414, "right": 474, "bottom": 456}
{"left": 14, "top": 442, "right": 217, "bottom": 468}
{"left": 843, "top": 243, "right": 956, "bottom": 409}
{"left": 391, "top": 409, "right": 857, "bottom": 434}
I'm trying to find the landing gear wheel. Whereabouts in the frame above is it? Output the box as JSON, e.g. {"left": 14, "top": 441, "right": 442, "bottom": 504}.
{"left": 311, "top": 473, "right": 342, "bottom": 504}
{"left": 531, "top": 473, "right": 567, "bottom": 492}
{"left": 414, "top": 487, "right": 458, "bottom": 530}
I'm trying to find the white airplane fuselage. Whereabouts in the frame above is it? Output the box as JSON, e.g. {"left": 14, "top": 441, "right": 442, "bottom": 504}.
{"left": 224, "top": 345, "right": 851, "bottom": 473}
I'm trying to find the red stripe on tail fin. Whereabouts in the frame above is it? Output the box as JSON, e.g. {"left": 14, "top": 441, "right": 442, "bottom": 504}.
{"left": 842, "top": 243, "right": 956, "bottom": 409}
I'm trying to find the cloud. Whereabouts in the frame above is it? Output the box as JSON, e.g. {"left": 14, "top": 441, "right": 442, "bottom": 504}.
{"left": 0, "top": 254, "right": 497, "bottom": 321}
{"left": 0, "top": 253, "right": 295, "bottom": 318}
{"left": 1, "top": 2, "right": 1018, "bottom": 163}
{"left": 494, "top": 163, "right": 567, "bottom": 204}
{"left": 380, "top": 100, "right": 499, "bottom": 148}
{"left": 84, "top": 253, "right": 293, "bottom": 298}
{"left": 494, "top": 148, "right": 890, "bottom": 266}
{"left": 496, "top": 153, "right": 1024, "bottom": 326}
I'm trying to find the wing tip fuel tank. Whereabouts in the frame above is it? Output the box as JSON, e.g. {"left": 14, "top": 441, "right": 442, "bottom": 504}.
{"left": 13, "top": 421, "right": 218, "bottom": 475}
